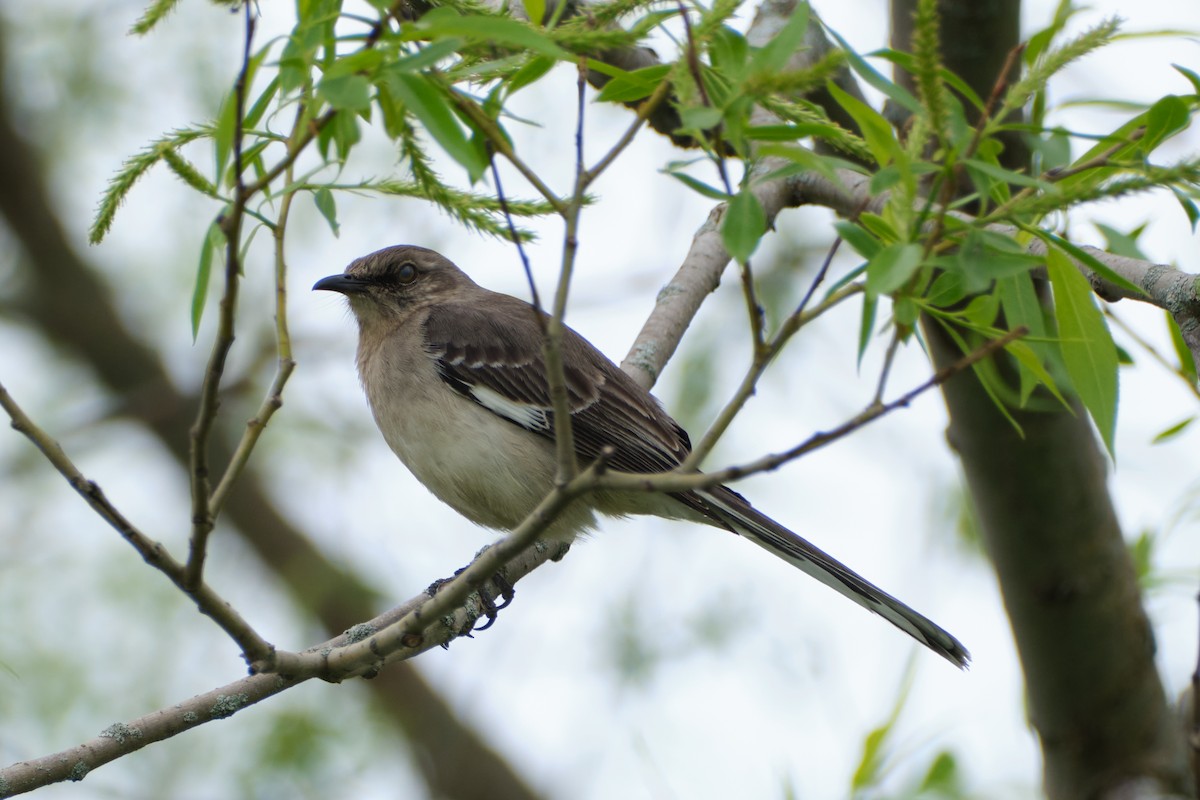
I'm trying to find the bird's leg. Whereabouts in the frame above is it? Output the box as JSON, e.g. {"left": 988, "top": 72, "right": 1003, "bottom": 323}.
{"left": 471, "top": 572, "right": 515, "bottom": 631}
{"left": 424, "top": 565, "right": 516, "bottom": 634}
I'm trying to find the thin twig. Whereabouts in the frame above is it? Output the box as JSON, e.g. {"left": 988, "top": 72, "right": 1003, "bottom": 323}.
{"left": 1043, "top": 128, "right": 1143, "bottom": 183}
{"left": 794, "top": 234, "right": 844, "bottom": 319}
{"left": 682, "top": 281, "right": 866, "bottom": 470}
{"left": 544, "top": 59, "right": 592, "bottom": 483}
{"left": 263, "top": 452, "right": 615, "bottom": 679}
{"left": 622, "top": 326, "right": 1026, "bottom": 492}
{"left": 446, "top": 83, "right": 567, "bottom": 214}
{"left": 872, "top": 329, "right": 903, "bottom": 406}
{"left": 186, "top": 4, "right": 256, "bottom": 589}
{"left": 490, "top": 154, "right": 542, "bottom": 313}
{"left": 677, "top": 0, "right": 765, "bottom": 348}
{"left": 209, "top": 145, "right": 302, "bottom": 517}
{"left": 962, "top": 41, "right": 1026, "bottom": 164}
{"left": 583, "top": 77, "right": 673, "bottom": 185}
{"left": 0, "top": 381, "right": 273, "bottom": 664}
{"left": 0, "top": 517, "right": 570, "bottom": 796}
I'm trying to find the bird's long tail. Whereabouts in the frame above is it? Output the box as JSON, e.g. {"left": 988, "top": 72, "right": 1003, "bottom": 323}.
{"left": 694, "top": 485, "right": 970, "bottom": 668}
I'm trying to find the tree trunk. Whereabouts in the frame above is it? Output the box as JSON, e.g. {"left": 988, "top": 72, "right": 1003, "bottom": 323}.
{"left": 891, "top": 1, "right": 1191, "bottom": 795}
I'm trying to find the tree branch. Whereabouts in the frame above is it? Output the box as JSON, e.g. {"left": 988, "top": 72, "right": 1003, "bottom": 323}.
{"left": 0, "top": 320, "right": 1019, "bottom": 798}
{"left": 186, "top": 3, "right": 257, "bottom": 588}
{"left": 0, "top": 381, "right": 274, "bottom": 666}
{"left": 0, "top": 515, "right": 571, "bottom": 798}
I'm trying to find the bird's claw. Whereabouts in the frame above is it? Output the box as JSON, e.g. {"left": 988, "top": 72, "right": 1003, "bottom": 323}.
{"left": 425, "top": 568, "right": 515, "bottom": 634}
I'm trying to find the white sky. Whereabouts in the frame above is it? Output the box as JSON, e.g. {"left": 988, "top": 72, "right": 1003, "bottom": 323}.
{"left": 1, "top": 0, "right": 1198, "bottom": 798}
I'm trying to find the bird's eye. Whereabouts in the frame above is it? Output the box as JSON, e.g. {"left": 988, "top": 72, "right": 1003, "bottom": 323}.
{"left": 395, "top": 262, "right": 418, "bottom": 284}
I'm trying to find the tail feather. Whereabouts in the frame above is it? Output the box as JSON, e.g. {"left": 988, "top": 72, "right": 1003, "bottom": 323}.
{"left": 695, "top": 486, "right": 970, "bottom": 668}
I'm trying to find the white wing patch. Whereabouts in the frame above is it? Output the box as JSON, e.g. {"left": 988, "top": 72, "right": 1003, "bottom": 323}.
{"left": 467, "top": 383, "right": 552, "bottom": 433}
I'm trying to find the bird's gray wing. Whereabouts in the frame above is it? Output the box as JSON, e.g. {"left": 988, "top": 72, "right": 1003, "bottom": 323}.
{"left": 421, "top": 297, "right": 692, "bottom": 477}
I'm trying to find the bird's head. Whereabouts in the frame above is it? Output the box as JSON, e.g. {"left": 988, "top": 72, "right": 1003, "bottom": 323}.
{"left": 313, "top": 245, "right": 474, "bottom": 330}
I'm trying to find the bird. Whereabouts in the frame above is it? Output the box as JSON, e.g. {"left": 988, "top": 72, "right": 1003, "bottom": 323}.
{"left": 314, "top": 244, "right": 969, "bottom": 667}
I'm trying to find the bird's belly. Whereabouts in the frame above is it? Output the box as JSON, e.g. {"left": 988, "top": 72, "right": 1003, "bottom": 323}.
{"left": 367, "top": 378, "right": 594, "bottom": 537}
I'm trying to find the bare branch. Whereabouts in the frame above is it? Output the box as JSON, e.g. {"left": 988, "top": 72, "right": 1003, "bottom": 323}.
{"left": 0, "top": 381, "right": 273, "bottom": 666}
{"left": 186, "top": 5, "right": 257, "bottom": 588}
{"left": 260, "top": 461, "right": 607, "bottom": 679}
{"left": 208, "top": 128, "right": 302, "bottom": 518}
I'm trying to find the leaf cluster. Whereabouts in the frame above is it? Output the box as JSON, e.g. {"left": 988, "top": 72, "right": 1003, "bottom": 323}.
{"left": 101, "top": 0, "right": 1200, "bottom": 454}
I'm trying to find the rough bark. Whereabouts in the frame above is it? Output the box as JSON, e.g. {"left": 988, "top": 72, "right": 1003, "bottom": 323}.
{"left": 891, "top": 1, "right": 1192, "bottom": 795}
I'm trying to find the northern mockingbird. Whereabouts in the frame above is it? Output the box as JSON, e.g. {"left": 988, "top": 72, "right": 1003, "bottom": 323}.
{"left": 314, "top": 245, "right": 969, "bottom": 667}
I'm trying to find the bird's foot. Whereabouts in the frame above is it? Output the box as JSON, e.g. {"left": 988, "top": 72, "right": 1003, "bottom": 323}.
{"left": 425, "top": 567, "right": 515, "bottom": 640}
{"left": 471, "top": 571, "right": 515, "bottom": 631}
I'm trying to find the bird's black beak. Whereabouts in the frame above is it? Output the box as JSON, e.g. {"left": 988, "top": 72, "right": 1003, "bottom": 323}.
{"left": 313, "top": 274, "right": 369, "bottom": 295}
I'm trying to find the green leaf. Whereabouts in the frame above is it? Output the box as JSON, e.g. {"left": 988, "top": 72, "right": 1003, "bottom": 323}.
{"left": 748, "top": 3, "right": 808, "bottom": 74}
{"left": 244, "top": 76, "right": 280, "bottom": 131}
{"left": 926, "top": 270, "right": 966, "bottom": 308}
{"left": 507, "top": 55, "right": 557, "bottom": 95}
{"left": 1127, "top": 528, "right": 1153, "bottom": 586}
{"left": 313, "top": 187, "right": 339, "bottom": 236}
{"left": 1172, "top": 63, "right": 1200, "bottom": 94}
{"left": 820, "top": 26, "right": 921, "bottom": 114}
{"left": 1094, "top": 222, "right": 1148, "bottom": 260}
{"left": 410, "top": 9, "right": 569, "bottom": 59}
{"left": 1046, "top": 248, "right": 1119, "bottom": 455}
{"left": 866, "top": 242, "right": 922, "bottom": 297}
{"left": 1030, "top": 229, "right": 1145, "bottom": 297}
{"left": 710, "top": 25, "right": 749, "bottom": 77}
{"left": 1171, "top": 187, "right": 1200, "bottom": 232}
{"left": 955, "top": 229, "right": 1041, "bottom": 292}
{"left": 386, "top": 72, "right": 487, "bottom": 181}
{"left": 595, "top": 64, "right": 671, "bottom": 103}
{"left": 919, "top": 752, "right": 963, "bottom": 793}
{"left": 677, "top": 105, "right": 724, "bottom": 131}
{"left": 858, "top": 212, "right": 898, "bottom": 243}
{"left": 962, "top": 157, "right": 1056, "bottom": 190}
{"left": 320, "top": 111, "right": 361, "bottom": 162}
{"left": 279, "top": 0, "right": 336, "bottom": 94}
{"left": 962, "top": 293, "right": 1000, "bottom": 328}
{"left": 1152, "top": 415, "right": 1194, "bottom": 444}
{"left": 833, "top": 220, "right": 882, "bottom": 259}
{"left": 857, "top": 293, "right": 877, "bottom": 367}
{"left": 213, "top": 86, "right": 238, "bottom": 187}
{"left": 1006, "top": 339, "right": 1068, "bottom": 407}
{"left": 1029, "top": 127, "right": 1073, "bottom": 174}
{"left": 130, "top": 0, "right": 181, "bottom": 35}
{"left": 746, "top": 123, "right": 844, "bottom": 141}
{"left": 322, "top": 48, "right": 384, "bottom": 79}
{"left": 191, "top": 221, "right": 224, "bottom": 340}
{"left": 849, "top": 664, "right": 915, "bottom": 789}
{"left": 389, "top": 39, "right": 462, "bottom": 74}
{"left": 522, "top": 0, "right": 545, "bottom": 26}
{"left": 1165, "top": 310, "right": 1198, "bottom": 383}
{"left": 663, "top": 169, "right": 731, "bottom": 201}
{"left": 721, "top": 190, "right": 766, "bottom": 262}
{"left": 827, "top": 81, "right": 899, "bottom": 167}
{"left": 998, "top": 272, "right": 1052, "bottom": 403}
{"left": 318, "top": 73, "right": 372, "bottom": 112}
{"left": 756, "top": 145, "right": 865, "bottom": 186}
{"left": 933, "top": 316, "right": 1023, "bottom": 434}
{"left": 1143, "top": 94, "right": 1189, "bottom": 151}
